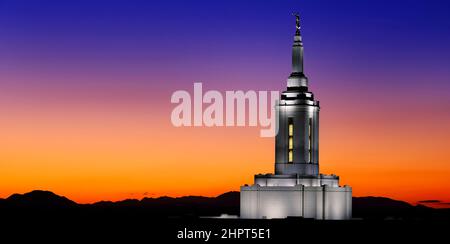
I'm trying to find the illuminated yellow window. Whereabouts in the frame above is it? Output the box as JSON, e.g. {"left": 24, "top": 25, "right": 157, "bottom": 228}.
{"left": 288, "top": 118, "right": 294, "bottom": 163}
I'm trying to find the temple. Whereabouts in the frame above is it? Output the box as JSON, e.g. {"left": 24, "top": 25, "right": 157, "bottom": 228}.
{"left": 240, "top": 14, "right": 352, "bottom": 220}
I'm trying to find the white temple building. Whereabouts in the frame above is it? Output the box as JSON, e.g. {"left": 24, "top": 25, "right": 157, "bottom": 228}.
{"left": 240, "top": 14, "right": 352, "bottom": 220}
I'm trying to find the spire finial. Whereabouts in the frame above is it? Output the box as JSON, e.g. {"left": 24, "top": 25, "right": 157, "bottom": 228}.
{"left": 287, "top": 12, "right": 308, "bottom": 88}
{"left": 293, "top": 12, "right": 300, "bottom": 35}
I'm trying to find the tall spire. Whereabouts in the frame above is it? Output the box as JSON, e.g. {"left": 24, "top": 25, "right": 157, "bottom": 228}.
{"left": 295, "top": 12, "right": 301, "bottom": 36}
{"left": 287, "top": 13, "right": 308, "bottom": 88}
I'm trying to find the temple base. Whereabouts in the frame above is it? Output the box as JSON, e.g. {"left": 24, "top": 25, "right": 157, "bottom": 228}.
{"left": 240, "top": 173, "right": 352, "bottom": 220}
{"left": 240, "top": 184, "right": 352, "bottom": 220}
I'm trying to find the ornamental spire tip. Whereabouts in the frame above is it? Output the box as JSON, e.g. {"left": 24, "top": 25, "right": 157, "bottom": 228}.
{"left": 292, "top": 12, "right": 300, "bottom": 35}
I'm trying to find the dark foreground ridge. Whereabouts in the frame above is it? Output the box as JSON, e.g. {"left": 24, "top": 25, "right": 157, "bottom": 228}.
{"left": 1, "top": 190, "right": 449, "bottom": 220}
{"left": 1, "top": 190, "right": 449, "bottom": 242}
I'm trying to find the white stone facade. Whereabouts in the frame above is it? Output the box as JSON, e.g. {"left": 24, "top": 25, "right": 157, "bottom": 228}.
{"left": 241, "top": 183, "right": 352, "bottom": 220}
{"left": 240, "top": 15, "right": 352, "bottom": 220}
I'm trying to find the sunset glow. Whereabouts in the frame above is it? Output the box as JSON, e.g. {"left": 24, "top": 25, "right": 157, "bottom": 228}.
{"left": 1, "top": 0, "right": 449, "bottom": 207}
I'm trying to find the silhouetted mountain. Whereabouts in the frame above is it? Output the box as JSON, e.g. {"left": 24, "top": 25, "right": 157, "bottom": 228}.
{"left": 3, "top": 190, "right": 76, "bottom": 209}
{"left": 215, "top": 191, "right": 240, "bottom": 203}
{"left": 2, "top": 190, "right": 450, "bottom": 243}
{"left": 1, "top": 190, "right": 449, "bottom": 221}
{"left": 136, "top": 192, "right": 240, "bottom": 217}
{"left": 353, "top": 196, "right": 421, "bottom": 220}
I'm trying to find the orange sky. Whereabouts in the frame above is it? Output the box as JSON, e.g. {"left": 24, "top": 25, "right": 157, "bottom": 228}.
{"left": 0, "top": 85, "right": 449, "bottom": 207}
{"left": 1, "top": 0, "right": 450, "bottom": 211}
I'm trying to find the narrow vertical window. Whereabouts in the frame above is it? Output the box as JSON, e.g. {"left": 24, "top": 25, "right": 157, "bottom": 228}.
{"left": 308, "top": 118, "right": 312, "bottom": 163}
{"left": 289, "top": 120, "right": 294, "bottom": 136}
{"left": 288, "top": 118, "right": 294, "bottom": 163}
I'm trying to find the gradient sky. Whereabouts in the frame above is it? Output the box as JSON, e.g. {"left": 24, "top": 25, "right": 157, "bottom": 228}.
{"left": 1, "top": 0, "right": 450, "bottom": 206}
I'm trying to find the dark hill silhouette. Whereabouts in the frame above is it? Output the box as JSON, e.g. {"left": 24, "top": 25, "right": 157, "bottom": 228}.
{"left": 1, "top": 190, "right": 449, "bottom": 220}
{"left": 353, "top": 196, "right": 425, "bottom": 220}
{"left": 2, "top": 190, "right": 450, "bottom": 242}
{"left": 4, "top": 190, "right": 76, "bottom": 209}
